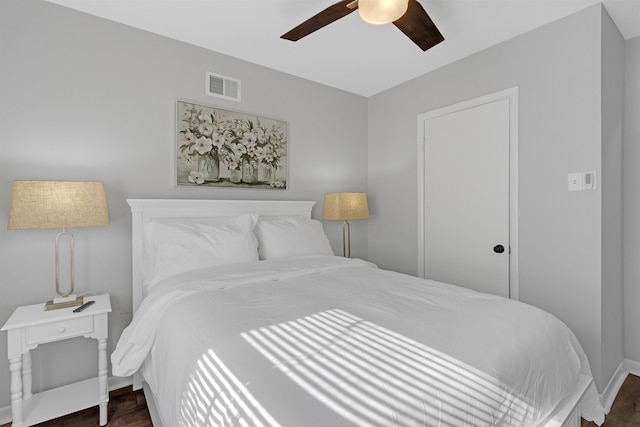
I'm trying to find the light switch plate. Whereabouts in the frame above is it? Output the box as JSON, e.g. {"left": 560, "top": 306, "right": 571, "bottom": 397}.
{"left": 568, "top": 172, "right": 597, "bottom": 191}
{"left": 568, "top": 173, "right": 582, "bottom": 191}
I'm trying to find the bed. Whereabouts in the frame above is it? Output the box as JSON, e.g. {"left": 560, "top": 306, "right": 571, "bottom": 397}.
{"left": 111, "top": 198, "right": 605, "bottom": 427}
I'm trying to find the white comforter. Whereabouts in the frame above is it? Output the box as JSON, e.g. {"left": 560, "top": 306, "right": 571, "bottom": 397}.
{"left": 112, "top": 256, "right": 604, "bottom": 427}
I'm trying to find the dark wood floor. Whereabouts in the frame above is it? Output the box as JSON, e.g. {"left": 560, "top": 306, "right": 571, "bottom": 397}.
{"left": 0, "top": 386, "right": 152, "bottom": 427}
{"left": 2, "top": 374, "right": 639, "bottom": 426}
{"left": 582, "top": 374, "right": 640, "bottom": 427}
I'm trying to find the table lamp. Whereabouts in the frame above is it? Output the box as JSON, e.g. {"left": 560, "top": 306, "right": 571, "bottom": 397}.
{"left": 8, "top": 180, "right": 110, "bottom": 310}
{"left": 322, "top": 192, "right": 369, "bottom": 258}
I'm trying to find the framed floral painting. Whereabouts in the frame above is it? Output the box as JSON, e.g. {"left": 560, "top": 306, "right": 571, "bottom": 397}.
{"left": 176, "top": 101, "right": 287, "bottom": 189}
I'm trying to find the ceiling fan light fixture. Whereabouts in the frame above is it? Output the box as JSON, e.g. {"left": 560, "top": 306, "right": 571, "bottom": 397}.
{"left": 358, "top": 0, "right": 409, "bottom": 24}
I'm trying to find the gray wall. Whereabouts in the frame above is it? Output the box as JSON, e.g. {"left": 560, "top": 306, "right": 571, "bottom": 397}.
{"left": 624, "top": 37, "right": 640, "bottom": 363}
{"left": 0, "top": 0, "right": 367, "bottom": 409}
{"left": 600, "top": 8, "right": 625, "bottom": 391}
{"left": 367, "top": 4, "right": 620, "bottom": 391}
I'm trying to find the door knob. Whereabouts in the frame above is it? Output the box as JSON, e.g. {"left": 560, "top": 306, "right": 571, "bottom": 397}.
{"left": 493, "top": 245, "right": 505, "bottom": 254}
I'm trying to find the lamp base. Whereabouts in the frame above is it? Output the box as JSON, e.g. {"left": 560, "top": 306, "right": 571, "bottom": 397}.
{"left": 44, "top": 295, "right": 84, "bottom": 311}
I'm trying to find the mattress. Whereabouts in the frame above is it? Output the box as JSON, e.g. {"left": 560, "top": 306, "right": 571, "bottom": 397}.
{"left": 111, "top": 255, "right": 604, "bottom": 426}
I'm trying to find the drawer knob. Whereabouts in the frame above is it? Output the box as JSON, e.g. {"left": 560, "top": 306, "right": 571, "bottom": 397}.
{"left": 58, "top": 327, "right": 66, "bottom": 333}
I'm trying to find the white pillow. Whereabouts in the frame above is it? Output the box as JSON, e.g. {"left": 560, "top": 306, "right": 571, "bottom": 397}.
{"left": 255, "top": 217, "right": 334, "bottom": 259}
{"left": 144, "top": 214, "right": 259, "bottom": 287}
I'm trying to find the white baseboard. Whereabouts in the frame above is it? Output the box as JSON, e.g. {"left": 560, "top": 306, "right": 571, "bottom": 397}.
{"left": 0, "top": 375, "right": 133, "bottom": 425}
{"left": 601, "top": 358, "right": 640, "bottom": 413}
{"left": 625, "top": 358, "right": 640, "bottom": 376}
{"left": 108, "top": 375, "right": 133, "bottom": 392}
{"left": 0, "top": 405, "right": 10, "bottom": 426}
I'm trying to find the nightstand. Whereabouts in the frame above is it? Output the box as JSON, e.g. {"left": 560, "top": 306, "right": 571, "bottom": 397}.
{"left": 1, "top": 294, "right": 111, "bottom": 426}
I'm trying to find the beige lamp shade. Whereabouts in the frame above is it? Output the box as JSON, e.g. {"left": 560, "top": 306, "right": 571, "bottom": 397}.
{"left": 8, "top": 180, "right": 110, "bottom": 230}
{"left": 322, "top": 192, "right": 370, "bottom": 221}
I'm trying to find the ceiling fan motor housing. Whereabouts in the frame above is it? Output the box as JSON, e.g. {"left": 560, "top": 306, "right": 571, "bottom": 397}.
{"left": 359, "top": 0, "right": 409, "bottom": 24}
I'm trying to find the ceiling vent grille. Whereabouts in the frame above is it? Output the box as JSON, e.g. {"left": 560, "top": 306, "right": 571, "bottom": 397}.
{"left": 206, "top": 71, "right": 241, "bottom": 102}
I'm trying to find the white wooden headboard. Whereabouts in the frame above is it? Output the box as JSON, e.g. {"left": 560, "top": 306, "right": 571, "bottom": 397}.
{"left": 127, "top": 199, "right": 316, "bottom": 313}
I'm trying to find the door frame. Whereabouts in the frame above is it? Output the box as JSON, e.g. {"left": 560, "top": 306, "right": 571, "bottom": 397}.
{"left": 416, "top": 86, "right": 519, "bottom": 299}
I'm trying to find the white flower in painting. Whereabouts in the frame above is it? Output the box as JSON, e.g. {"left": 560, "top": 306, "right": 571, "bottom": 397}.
{"left": 194, "top": 137, "right": 213, "bottom": 154}
{"left": 254, "top": 147, "right": 265, "bottom": 161}
{"left": 188, "top": 171, "right": 205, "bottom": 184}
{"left": 228, "top": 161, "right": 239, "bottom": 170}
{"left": 180, "top": 153, "right": 195, "bottom": 166}
{"left": 242, "top": 132, "right": 257, "bottom": 145}
{"left": 198, "top": 113, "right": 213, "bottom": 123}
{"left": 181, "top": 110, "right": 191, "bottom": 120}
{"left": 211, "top": 133, "right": 225, "bottom": 148}
{"left": 178, "top": 135, "right": 193, "bottom": 152}
{"left": 199, "top": 123, "right": 214, "bottom": 136}
{"left": 271, "top": 181, "right": 284, "bottom": 188}
{"left": 178, "top": 132, "right": 197, "bottom": 154}
{"left": 231, "top": 143, "right": 246, "bottom": 156}
{"left": 183, "top": 132, "right": 196, "bottom": 144}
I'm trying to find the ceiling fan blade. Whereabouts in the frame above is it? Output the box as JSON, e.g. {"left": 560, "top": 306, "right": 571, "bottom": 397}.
{"left": 281, "top": 0, "right": 358, "bottom": 42}
{"left": 393, "top": 0, "right": 444, "bottom": 51}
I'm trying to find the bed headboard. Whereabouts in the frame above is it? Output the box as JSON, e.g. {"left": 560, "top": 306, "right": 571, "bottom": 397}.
{"left": 127, "top": 199, "right": 315, "bottom": 313}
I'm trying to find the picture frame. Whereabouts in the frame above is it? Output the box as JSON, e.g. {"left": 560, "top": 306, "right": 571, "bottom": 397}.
{"left": 176, "top": 100, "right": 288, "bottom": 189}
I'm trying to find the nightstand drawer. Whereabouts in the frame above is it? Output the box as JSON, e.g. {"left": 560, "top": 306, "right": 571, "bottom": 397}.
{"left": 26, "top": 317, "right": 94, "bottom": 345}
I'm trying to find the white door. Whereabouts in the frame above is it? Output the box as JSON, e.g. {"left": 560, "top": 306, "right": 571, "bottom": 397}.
{"left": 419, "top": 92, "right": 515, "bottom": 298}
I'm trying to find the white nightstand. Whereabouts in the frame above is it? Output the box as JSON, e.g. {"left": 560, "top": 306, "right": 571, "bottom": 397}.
{"left": 1, "top": 294, "right": 111, "bottom": 426}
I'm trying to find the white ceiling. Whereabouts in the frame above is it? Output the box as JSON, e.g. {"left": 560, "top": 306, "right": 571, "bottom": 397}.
{"left": 46, "top": 0, "right": 640, "bottom": 97}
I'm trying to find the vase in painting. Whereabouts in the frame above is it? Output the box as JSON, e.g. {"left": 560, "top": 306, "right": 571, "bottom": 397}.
{"left": 198, "top": 153, "right": 220, "bottom": 182}
{"left": 259, "top": 162, "right": 274, "bottom": 184}
{"left": 229, "top": 168, "right": 242, "bottom": 183}
{"left": 241, "top": 157, "right": 258, "bottom": 184}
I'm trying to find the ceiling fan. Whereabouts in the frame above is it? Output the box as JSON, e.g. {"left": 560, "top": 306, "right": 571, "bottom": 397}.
{"left": 281, "top": 0, "right": 444, "bottom": 51}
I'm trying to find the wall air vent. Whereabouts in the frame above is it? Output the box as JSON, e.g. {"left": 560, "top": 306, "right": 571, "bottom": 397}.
{"left": 206, "top": 71, "right": 241, "bottom": 102}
